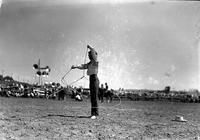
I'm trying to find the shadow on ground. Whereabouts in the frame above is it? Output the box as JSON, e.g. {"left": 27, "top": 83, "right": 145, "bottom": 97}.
{"left": 42, "top": 114, "right": 91, "bottom": 118}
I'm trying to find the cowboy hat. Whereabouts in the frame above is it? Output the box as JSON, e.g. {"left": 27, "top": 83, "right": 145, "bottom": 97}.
{"left": 172, "top": 115, "right": 187, "bottom": 122}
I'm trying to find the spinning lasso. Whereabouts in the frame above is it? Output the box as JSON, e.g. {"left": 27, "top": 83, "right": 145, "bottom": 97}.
{"left": 60, "top": 46, "right": 137, "bottom": 114}
{"left": 61, "top": 47, "right": 88, "bottom": 86}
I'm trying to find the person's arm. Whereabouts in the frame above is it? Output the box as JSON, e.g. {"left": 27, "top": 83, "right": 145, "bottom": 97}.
{"left": 71, "top": 63, "right": 88, "bottom": 70}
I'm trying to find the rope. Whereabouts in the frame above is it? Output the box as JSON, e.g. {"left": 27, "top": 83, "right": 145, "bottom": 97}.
{"left": 61, "top": 68, "right": 72, "bottom": 86}
{"left": 61, "top": 47, "right": 89, "bottom": 87}
{"left": 59, "top": 46, "right": 138, "bottom": 114}
{"left": 63, "top": 93, "right": 140, "bottom": 114}
{"left": 82, "top": 47, "right": 88, "bottom": 77}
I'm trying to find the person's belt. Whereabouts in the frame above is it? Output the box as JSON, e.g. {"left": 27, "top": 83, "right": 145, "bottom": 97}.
{"left": 90, "top": 74, "right": 97, "bottom": 77}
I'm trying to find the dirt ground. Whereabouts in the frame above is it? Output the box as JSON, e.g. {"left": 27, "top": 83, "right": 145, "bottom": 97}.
{"left": 0, "top": 97, "right": 200, "bottom": 140}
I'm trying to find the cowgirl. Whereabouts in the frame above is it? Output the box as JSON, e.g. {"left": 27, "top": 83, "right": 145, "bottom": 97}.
{"left": 71, "top": 45, "right": 99, "bottom": 119}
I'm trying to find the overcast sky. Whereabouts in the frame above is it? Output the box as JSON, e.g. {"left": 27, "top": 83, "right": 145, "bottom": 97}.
{"left": 0, "top": 0, "right": 200, "bottom": 90}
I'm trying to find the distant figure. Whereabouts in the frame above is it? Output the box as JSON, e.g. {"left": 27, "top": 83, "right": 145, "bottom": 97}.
{"left": 58, "top": 87, "right": 65, "bottom": 100}
{"left": 104, "top": 83, "right": 113, "bottom": 103}
{"left": 71, "top": 87, "right": 77, "bottom": 99}
{"left": 75, "top": 94, "right": 83, "bottom": 101}
{"left": 105, "top": 83, "right": 108, "bottom": 91}
{"left": 75, "top": 88, "right": 83, "bottom": 101}
{"left": 99, "top": 84, "right": 104, "bottom": 103}
{"left": 71, "top": 45, "right": 99, "bottom": 119}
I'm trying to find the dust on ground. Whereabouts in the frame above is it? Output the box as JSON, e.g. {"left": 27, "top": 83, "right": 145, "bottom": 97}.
{"left": 0, "top": 97, "right": 200, "bottom": 140}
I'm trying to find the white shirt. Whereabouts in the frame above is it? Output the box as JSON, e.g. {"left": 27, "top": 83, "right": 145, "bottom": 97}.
{"left": 81, "top": 61, "right": 98, "bottom": 76}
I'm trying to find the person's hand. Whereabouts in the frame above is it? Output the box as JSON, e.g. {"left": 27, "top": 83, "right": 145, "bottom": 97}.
{"left": 87, "top": 45, "right": 91, "bottom": 49}
{"left": 71, "top": 65, "right": 76, "bottom": 69}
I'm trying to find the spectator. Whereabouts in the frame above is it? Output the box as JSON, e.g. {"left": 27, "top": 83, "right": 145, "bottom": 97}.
{"left": 99, "top": 84, "right": 104, "bottom": 103}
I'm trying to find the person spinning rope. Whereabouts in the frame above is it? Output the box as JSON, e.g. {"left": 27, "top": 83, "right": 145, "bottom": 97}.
{"left": 71, "top": 45, "right": 99, "bottom": 119}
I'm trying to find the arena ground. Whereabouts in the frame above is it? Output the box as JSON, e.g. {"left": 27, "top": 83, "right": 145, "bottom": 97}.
{"left": 0, "top": 97, "right": 200, "bottom": 140}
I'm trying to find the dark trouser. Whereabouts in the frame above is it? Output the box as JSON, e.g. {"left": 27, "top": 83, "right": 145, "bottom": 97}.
{"left": 100, "top": 93, "right": 104, "bottom": 102}
{"left": 90, "top": 74, "right": 99, "bottom": 116}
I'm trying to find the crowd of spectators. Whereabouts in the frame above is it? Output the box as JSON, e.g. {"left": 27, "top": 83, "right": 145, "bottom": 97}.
{"left": 0, "top": 75, "right": 199, "bottom": 103}
{"left": 120, "top": 88, "right": 200, "bottom": 103}
{"left": 0, "top": 80, "right": 88, "bottom": 101}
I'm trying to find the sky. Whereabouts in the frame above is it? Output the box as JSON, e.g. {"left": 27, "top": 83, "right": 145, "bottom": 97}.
{"left": 0, "top": 0, "right": 200, "bottom": 90}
